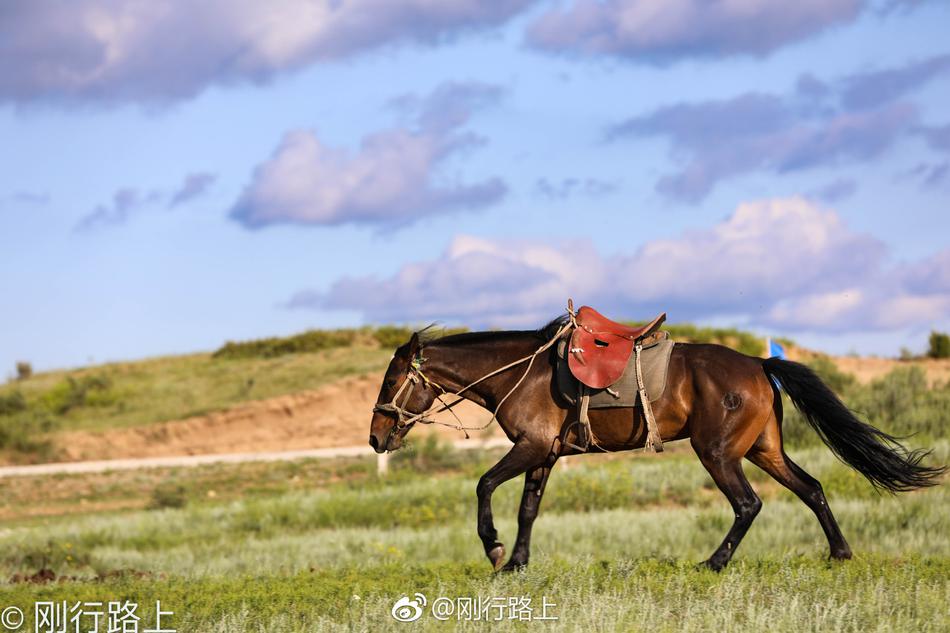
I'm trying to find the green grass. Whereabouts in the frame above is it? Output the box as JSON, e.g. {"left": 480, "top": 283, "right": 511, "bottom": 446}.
{"left": 0, "top": 439, "right": 946, "bottom": 631}
{"left": 0, "top": 346, "right": 391, "bottom": 439}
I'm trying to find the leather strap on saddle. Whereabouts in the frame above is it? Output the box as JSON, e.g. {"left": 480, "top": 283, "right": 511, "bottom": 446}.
{"left": 635, "top": 341, "right": 664, "bottom": 452}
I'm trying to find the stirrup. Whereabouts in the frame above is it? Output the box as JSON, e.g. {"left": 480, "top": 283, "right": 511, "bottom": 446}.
{"left": 562, "top": 419, "right": 591, "bottom": 452}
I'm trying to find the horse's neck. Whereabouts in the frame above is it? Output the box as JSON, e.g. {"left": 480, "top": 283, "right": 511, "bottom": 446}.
{"left": 423, "top": 335, "right": 540, "bottom": 410}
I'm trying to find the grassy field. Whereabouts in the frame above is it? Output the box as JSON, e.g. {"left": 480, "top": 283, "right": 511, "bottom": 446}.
{"left": 0, "top": 436, "right": 946, "bottom": 631}
{"left": 0, "top": 327, "right": 948, "bottom": 630}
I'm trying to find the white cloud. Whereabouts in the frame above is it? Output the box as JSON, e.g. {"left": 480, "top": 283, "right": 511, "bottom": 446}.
{"left": 229, "top": 83, "right": 507, "bottom": 228}
{"left": 298, "top": 197, "right": 950, "bottom": 335}
{"left": 527, "top": 0, "right": 863, "bottom": 62}
{"left": 291, "top": 234, "right": 600, "bottom": 326}
{"left": 0, "top": 0, "right": 534, "bottom": 104}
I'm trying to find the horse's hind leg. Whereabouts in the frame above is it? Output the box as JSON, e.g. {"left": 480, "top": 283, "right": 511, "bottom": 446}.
{"left": 692, "top": 446, "right": 762, "bottom": 571}
{"left": 746, "top": 416, "right": 852, "bottom": 560}
{"left": 690, "top": 391, "right": 768, "bottom": 571}
{"left": 501, "top": 461, "right": 554, "bottom": 572}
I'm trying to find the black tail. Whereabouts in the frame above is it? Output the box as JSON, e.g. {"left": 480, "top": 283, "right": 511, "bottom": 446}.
{"left": 763, "top": 357, "right": 946, "bottom": 492}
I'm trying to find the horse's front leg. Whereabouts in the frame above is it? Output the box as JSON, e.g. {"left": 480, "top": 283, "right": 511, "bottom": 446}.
{"left": 476, "top": 440, "right": 546, "bottom": 571}
{"left": 500, "top": 461, "right": 555, "bottom": 572}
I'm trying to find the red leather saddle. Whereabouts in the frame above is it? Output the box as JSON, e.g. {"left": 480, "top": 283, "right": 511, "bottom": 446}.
{"left": 568, "top": 307, "right": 667, "bottom": 389}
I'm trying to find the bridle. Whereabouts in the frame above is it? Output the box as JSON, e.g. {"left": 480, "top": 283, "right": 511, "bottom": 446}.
{"left": 372, "top": 319, "right": 574, "bottom": 447}
{"left": 372, "top": 355, "right": 431, "bottom": 430}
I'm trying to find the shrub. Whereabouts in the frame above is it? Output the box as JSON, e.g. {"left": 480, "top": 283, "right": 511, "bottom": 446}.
{"left": 0, "top": 390, "right": 27, "bottom": 416}
{"left": 805, "top": 355, "right": 856, "bottom": 394}
{"left": 848, "top": 367, "right": 947, "bottom": 440}
{"left": 0, "top": 411, "right": 56, "bottom": 455}
{"left": 15, "top": 361, "right": 32, "bottom": 380}
{"left": 149, "top": 482, "right": 188, "bottom": 509}
{"left": 373, "top": 326, "right": 415, "bottom": 350}
{"left": 39, "top": 374, "right": 116, "bottom": 415}
{"left": 782, "top": 366, "right": 948, "bottom": 449}
{"left": 928, "top": 331, "right": 950, "bottom": 359}
{"left": 391, "top": 435, "right": 465, "bottom": 473}
{"left": 5, "top": 539, "right": 93, "bottom": 576}
{"left": 213, "top": 329, "right": 360, "bottom": 359}
{"left": 630, "top": 321, "right": 767, "bottom": 356}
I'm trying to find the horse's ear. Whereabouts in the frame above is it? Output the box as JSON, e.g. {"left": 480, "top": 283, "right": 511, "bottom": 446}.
{"left": 408, "top": 332, "right": 421, "bottom": 355}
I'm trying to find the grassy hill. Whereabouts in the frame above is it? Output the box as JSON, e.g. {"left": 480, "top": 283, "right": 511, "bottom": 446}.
{"left": 1, "top": 321, "right": 945, "bottom": 464}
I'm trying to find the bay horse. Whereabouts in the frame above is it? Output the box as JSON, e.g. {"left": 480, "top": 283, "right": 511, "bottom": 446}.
{"left": 368, "top": 316, "right": 944, "bottom": 572}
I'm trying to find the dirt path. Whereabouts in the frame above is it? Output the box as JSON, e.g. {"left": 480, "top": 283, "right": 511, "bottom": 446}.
{"left": 0, "top": 438, "right": 513, "bottom": 479}
{"left": 53, "top": 373, "right": 501, "bottom": 463}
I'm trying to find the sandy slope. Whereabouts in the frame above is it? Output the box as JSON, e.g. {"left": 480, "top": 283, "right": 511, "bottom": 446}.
{"left": 55, "top": 372, "right": 500, "bottom": 462}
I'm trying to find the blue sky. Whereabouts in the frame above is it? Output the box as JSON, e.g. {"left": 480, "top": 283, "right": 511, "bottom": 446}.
{"left": 1, "top": 0, "right": 948, "bottom": 374}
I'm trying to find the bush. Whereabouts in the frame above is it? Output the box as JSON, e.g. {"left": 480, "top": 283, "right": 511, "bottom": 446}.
{"left": 391, "top": 435, "right": 466, "bottom": 473}
{"left": 213, "top": 329, "right": 360, "bottom": 360}
{"left": 149, "top": 482, "right": 188, "bottom": 509}
{"left": 928, "top": 331, "right": 950, "bottom": 359}
{"left": 373, "top": 326, "right": 415, "bottom": 350}
{"left": 0, "top": 411, "right": 56, "bottom": 455}
{"left": 15, "top": 361, "right": 32, "bottom": 380}
{"left": 782, "top": 366, "right": 949, "bottom": 449}
{"left": 805, "top": 355, "right": 856, "bottom": 394}
{"left": 39, "top": 374, "right": 116, "bottom": 415}
{"left": 0, "top": 390, "right": 27, "bottom": 416}
{"left": 0, "top": 389, "right": 57, "bottom": 456}
{"left": 628, "top": 321, "right": 767, "bottom": 356}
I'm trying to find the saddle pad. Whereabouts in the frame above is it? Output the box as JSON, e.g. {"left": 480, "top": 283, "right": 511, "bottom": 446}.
{"left": 555, "top": 336, "right": 675, "bottom": 408}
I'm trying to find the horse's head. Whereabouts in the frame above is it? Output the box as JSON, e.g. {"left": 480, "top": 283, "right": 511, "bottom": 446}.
{"left": 369, "top": 331, "right": 439, "bottom": 453}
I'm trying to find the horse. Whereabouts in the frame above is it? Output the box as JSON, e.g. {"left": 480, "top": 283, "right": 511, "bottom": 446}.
{"left": 368, "top": 316, "right": 945, "bottom": 572}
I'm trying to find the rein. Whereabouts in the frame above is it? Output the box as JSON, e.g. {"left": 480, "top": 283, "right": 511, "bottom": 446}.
{"left": 373, "top": 320, "right": 574, "bottom": 439}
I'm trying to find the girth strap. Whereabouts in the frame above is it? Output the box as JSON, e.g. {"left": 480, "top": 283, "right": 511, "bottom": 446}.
{"left": 636, "top": 342, "right": 664, "bottom": 453}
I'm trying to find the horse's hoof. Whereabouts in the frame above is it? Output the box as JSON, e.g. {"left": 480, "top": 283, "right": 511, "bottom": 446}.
{"left": 499, "top": 560, "right": 527, "bottom": 573}
{"left": 830, "top": 549, "right": 852, "bottom": 561}
{"left": 488, "top": 545, "right": 506, "bottom": 571}
{"left": 699, "top": 559, "right": 725, "bottom": 573}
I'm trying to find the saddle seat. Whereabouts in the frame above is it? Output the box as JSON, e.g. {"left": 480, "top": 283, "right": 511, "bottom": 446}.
{"left": 568, "top": 306, "right": 667, "bottom": 389}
